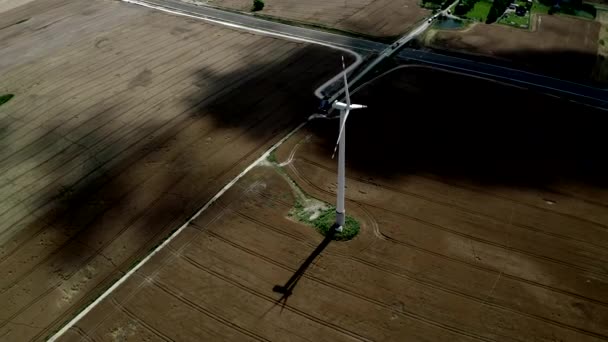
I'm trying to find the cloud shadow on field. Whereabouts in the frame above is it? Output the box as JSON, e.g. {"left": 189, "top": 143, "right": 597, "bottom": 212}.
{"left": 306, "top": 59, "right": 608, "bottom": 190}
{"left": 419, "top": 46, "right": 606, "bottom": 86}
{"left": 0, "top": 43, "right": 345, "bottom": 339}
{"left": 181, "top": 45, "right": 355, "bottom": 133}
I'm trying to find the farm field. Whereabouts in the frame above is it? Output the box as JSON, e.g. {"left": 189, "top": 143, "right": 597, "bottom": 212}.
{"left": 427, "top": 14, "right": 601, "bottom": 82}
{"left": 0, "top": 0, "right": 343, "bottom": 340}
{"left": 193, "top": 0, "right": 431, "bottom": 38}
{"left": 61, "top": 66, "right": 608, "bottom": 341}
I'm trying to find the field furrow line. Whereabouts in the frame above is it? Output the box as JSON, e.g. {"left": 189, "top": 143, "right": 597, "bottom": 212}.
{"left": 149, "top": 279, "right": 272, "bottom": 342}
{"left": 174, "top": 247, "right": 375, "bottom": 342}
{"left": 110, "top": 298, "right": 175, "bottom": 342}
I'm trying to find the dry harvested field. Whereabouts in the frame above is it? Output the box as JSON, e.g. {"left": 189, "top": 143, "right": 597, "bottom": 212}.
{"left": 0, "top": 0, "right": 344, "bottom": 339}
{"left": 61, "top": 66, "right": 608, "bottom": 341}
{"left": 194, "top": 0, "right": 430, "bottom": 38}
{"left": 428, "top": 15, "right": 601, "bottom": 82}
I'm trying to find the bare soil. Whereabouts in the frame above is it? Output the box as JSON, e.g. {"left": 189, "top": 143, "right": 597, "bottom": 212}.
{"left": 192, "top": 0, "right": 431, "bottom": 38}
{"left": 428, "top": 14, "right": 602, "bottom": 82}
{"left": 62, "top": 66, "right": 608, "bottom": 341}
{"left": 0, "top": 0, "right": 343, "bottom": 340}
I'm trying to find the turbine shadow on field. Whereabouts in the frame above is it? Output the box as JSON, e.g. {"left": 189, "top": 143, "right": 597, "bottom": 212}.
{"left": 273, "top": 227, "right": 336, "bottom": 301}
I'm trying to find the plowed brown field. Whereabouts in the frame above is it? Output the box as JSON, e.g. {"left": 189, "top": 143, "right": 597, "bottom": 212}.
{"left": 0, "top": 0, "right": 343, "bottom": 340}
{"left": 60, "top": 66, "right": 608, "bottom": 341}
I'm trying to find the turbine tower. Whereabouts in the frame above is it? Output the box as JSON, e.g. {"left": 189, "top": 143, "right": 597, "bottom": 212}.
{"left": 332, "top": 56, "right": 366, "bottom": 232}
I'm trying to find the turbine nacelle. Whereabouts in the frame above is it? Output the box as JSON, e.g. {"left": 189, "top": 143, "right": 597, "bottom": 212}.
{"left": 332, "top": 101, "right": 366, "bottom": 111}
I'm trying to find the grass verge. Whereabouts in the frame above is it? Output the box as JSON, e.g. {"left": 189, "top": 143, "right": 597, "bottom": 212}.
{"left": 266, "top": 149, "right": 360, "bottom": 241}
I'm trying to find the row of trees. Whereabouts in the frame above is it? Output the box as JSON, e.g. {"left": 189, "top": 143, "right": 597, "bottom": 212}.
{"left": 252, "top": 0, "right": 264, "bottom": 11}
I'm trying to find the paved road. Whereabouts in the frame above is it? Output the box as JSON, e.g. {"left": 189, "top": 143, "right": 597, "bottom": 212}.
{"left": 398, "top": 48, "right": 608, "bottom": 109}
{"left": 348, "top": 19, "right": 432, "bottom": 88}
{"left": 128, "top": 0, "right": 607, "bottom": 109}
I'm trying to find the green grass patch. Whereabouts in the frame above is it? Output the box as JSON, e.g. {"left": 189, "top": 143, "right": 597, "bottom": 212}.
{"left": 0, "top": 94, "right": 14, "bottom": 107}
{"left": 267, "top": 150, "right": 278, "bottom": 164}
{"left": 290, "top": 200, "right": 360, "bottom": 241}
{"left": 499, "top": 12, "right": 530, "bottom": 27}
{"left": 531, "top": 1, "right": 551, "bottom": 14}
{"left": 464, "top": 0, "right": 492, "bottom": 21}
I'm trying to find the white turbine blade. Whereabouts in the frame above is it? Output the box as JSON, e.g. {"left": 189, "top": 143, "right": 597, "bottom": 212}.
{"left": 331, "top": 109, "right": 350, "bottom": 159}
{"left": 341, "top": 56, "right": 351, "bottom": 108}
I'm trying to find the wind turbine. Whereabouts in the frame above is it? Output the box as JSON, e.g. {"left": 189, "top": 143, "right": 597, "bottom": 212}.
{"left": 331, "top": 56, "right": 366, "bottom": 232}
